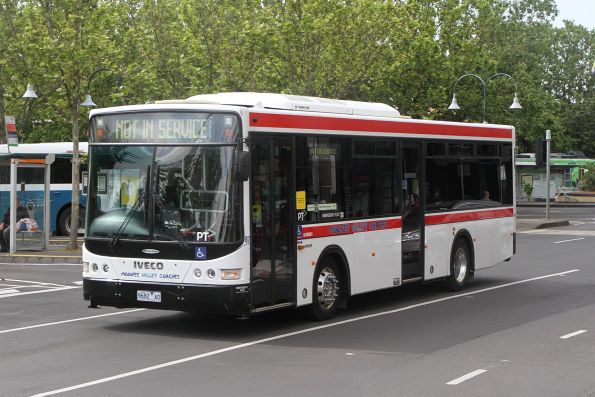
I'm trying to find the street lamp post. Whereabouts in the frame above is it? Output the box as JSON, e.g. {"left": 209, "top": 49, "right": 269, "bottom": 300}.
{"left": 81, "top": 68, "right": 109, "bottom": 108}
{"left": 0, "top": 76, "right": 38, "bottom": 153}
{"left": 448, "top": 73, "right": 522, "bottom": 123}
{"left": 0, "top": 78, "right": 37, "bottom": 255}
{"left": 545, "top": 129, "right": 551, "bottom": 220}
{"left": 67, "top": 68, "right": 109, "bottom": 249}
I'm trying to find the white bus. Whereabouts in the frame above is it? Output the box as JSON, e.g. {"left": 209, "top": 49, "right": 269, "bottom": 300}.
{"left": 82, "top": 93, "right": 515, "bottom": 320}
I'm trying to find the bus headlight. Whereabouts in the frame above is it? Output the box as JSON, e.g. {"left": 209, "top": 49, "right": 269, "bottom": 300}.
{"left": 207, "top": 269, "right": 216, "bottom": 279}
{"left": 92, "top": 263, "right": 99, "bottom": 272}
{"left": 194, "top": 268, "right": 202, "bottom": 278}
{"left": 102, "top": 264, "right": 110, "bottom": 273}
{"left": 221, "top": 269, "right": 241, "bottom": 280}
{"left": 83, "top": 262, "right": 89, "bottom": 273}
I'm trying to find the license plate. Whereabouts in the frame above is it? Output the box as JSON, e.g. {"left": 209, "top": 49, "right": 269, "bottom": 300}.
{"left": 137, "top": 290, "right": 161, "bottom": 303}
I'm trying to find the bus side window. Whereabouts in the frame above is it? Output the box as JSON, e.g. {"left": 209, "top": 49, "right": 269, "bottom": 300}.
{"left": 50, "top": 158, "right": 72, "bottom": 184}
{"left": 296, "top": 136, "right": 350, "bottom": 222}
{"left": 352, "top": 140, "right": 399, "bottom": 217}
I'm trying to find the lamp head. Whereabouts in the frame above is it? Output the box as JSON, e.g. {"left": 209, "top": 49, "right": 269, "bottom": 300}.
{"left": 448, "top": 93, "right": 460, "bottom": 110}
{"left": 81, "top": 94, "right": 97, "bottom": 108}
{"left": 509, "top": 93, "right": 522, "bottom": 110}
{"left": 22, "top": 83, "right": 38, "bottom": 100}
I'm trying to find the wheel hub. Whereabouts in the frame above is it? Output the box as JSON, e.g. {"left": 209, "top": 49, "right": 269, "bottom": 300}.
{"left": 454, "top": 247, "right": 468, "bottom": 283}
{"left": 317, "top": 267, "right": 339, "bottom": 310}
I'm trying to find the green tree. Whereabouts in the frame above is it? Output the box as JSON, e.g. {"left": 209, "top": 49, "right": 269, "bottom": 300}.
{"left": 581, "top": 163, "right": 595, "bottom": 191}
{"left": 256, "top": 0, "right": 401, "bottom": 99}
{"left": 180, "top": 0, "right": 267, "bottom": 93}
{"left": 0, "top": 1, "right": 41, "bottom": 140}
{"left": 550, "top": 22, "right": 595, "bottom": 155}
{"left": 1, "top": 0, "right": 594, "bottom": 163}
{"left": 24, "top": 0, "right": 120, "bottom": 248}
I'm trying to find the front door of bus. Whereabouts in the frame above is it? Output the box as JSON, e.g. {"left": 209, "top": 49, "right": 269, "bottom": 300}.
{"left": 250, "top": 136, "right": 296, "bottom": 310}
{"left": 401, "top": 143, "right": 424, "bottom": 280}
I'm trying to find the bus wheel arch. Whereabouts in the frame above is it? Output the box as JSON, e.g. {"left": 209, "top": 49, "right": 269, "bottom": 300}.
{"left": 447, "top": 230, "right": 475, "bottom": 291}
{"left": 310, "top": 246, "right": 350, "bottom": 320}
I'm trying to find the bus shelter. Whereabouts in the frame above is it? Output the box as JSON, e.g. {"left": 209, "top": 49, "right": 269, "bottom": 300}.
{"left": 8, "top": 154, "right": 54, "bottom": 253}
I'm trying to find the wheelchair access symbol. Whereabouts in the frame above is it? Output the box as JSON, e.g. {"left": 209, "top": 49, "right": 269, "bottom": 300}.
{"left": 195, "top": 246, "right": 208, "bottom": 260}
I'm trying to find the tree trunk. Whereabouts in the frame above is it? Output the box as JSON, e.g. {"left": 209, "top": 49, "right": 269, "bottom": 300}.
{"left": 69, "top": 104, "right": 80, "bottom": 249}
{"left": 0, "top": 76, "right": 5, "bottom": 143}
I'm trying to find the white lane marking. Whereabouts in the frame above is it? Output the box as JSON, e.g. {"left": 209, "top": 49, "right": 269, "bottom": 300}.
{"left": 0, "top": 309, "right": 146, "bottom": 335}
{"left": 560, "top": 330, "right": 587, "bottom": 339}
{"left": 553, "top": 238, "right": 586, "bottom": 244}
{"left": 0, "top": 288, "right": 20, "bottom": 295}
{"left": 72, "top": 281, "right": 83, "bottom": 285}
{"left": 0, "top": 286, "right": 80, "bottom": 299}
{"left": 0, "top": 283, "right": 27, "bottom": 288}
{"left": 521, "top": 230, "right": 595, "bottom": 237}
{"left": 30, "top": 269, "right": 579, "bottom": 397}
{"left": 0, "top": 285, "right": 48, "bottom": 290}
{"left": 2, "top": 278, "right": 67, "bottom": 287}
{"left": 447, "top": 369, "right": 488, "bottom": 385}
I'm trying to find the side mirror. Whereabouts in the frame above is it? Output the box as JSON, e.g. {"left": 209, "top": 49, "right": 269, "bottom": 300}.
{"left": 238, "top": 151, "right": 251, "bottom": 181}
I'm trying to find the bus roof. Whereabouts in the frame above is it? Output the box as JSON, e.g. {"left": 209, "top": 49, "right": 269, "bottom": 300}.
{"left": 0, "top": 142, "right": 88, "bottom": 157}
{"left": 181, "top": 92, "right": 402, "bottom": 118}
{"left": 91, "top": 94, "right": 401, "bottom": 120}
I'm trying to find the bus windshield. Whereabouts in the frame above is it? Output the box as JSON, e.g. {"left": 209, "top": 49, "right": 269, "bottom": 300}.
{"left": 87, "top": 145, "right": 242, "bottom": 243}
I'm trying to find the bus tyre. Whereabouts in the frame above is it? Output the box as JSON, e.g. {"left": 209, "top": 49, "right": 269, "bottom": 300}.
{"left": 311, "top": 258, "right": 341, "bottom": 321}
{"left": 447, "top": 239, "right": 471, "bottom": 291}
{"left": 58, "top": 207, "right": 84, "bottom": 236}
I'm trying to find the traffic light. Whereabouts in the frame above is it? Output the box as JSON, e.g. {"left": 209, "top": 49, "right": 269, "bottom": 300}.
{"left": 535, "top": 139, "right": 547, "bottom": 167}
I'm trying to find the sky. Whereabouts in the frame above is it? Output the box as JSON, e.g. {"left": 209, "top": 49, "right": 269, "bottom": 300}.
{"left": 554, "top": 0, "right": 595, "bottom": 29}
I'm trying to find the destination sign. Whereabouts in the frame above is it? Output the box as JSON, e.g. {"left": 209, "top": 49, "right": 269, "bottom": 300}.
{"left": 91, "top": 112, "right": 239, "bottom": 144}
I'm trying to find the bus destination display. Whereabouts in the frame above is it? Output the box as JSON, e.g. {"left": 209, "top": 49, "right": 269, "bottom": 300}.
{"left": 91, "top": 112, "right": 239, "bottom": 144}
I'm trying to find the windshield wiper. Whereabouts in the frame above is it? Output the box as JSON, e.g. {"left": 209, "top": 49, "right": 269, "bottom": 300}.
{"left": 109, "top": 194, "right": 144, "bottom": 252}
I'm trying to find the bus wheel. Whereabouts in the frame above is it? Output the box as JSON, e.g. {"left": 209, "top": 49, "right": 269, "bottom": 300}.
{"left": 447, "top": 239, "right": 471, "bottom": 291}
{"left": 311, "top": 258, "right": 341, "bottom": 321}
{"left": 58, "top": 207, "right": 84, "bottom": 236}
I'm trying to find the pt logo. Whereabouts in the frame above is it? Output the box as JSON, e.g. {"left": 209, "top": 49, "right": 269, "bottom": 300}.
{"left": 297, "top": 211, "right": 307, "bottom": 222}
{"left": 195, "top": 246, "right": 208, "bottom": 260}
{"left": 196, "top": 232, "right": 210, "bottom": 242}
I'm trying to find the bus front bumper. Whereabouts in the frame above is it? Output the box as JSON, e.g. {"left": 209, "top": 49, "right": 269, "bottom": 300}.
{"left": 83, "top": 279, "right": 251, "bottom": 315}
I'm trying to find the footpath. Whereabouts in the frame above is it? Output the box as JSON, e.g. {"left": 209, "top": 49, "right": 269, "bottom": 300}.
{"left": 0, "top": 237, "right": 82, "bottom": 264}
{"left": 515, "top": 218, "right": 569, "bottom": 232}
{"left": 516, "top": 201, "right": 595, "bottom": 232}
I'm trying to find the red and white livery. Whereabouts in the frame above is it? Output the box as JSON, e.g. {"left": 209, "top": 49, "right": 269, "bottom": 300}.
{"left": 83, "top": 92, "right": 515, "bottom": 320}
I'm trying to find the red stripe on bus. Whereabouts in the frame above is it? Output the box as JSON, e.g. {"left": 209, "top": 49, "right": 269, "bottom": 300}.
{"left": 425, "top": 207, "right": 514, "bottom": 226}
{"left": 299, "top": 218, "right": 402, "bottom": 240}
{"left": 249, "top": 112, "right": 513, "bottom": 139}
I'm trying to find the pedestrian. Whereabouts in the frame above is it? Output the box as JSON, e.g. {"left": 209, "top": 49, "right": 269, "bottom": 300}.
{"left": 0, "top": 198, "right": 30, "bottom": 252}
